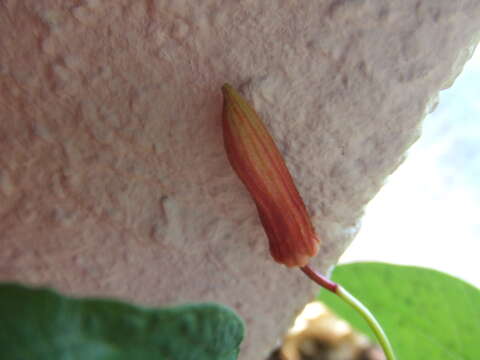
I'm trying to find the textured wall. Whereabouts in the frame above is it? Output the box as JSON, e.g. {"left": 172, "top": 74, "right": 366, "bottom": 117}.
{"left": 1, "top": 1, "right": 479, "bottom": 359}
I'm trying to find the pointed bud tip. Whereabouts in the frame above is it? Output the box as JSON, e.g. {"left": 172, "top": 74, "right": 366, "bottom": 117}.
{"left": 222, "top": 83, "right": 234, "bottom": 96}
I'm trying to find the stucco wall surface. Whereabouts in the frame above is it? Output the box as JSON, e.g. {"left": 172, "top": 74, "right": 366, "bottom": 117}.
{"left": 1, "top": 1, "right": 479, "bottom": 359}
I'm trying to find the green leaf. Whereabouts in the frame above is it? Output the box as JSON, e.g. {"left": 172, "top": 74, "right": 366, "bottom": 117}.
{"left": 0, "top": 283, "right": 244, "bottom": 360}
{"left": 317, "top": 262, "right": 480, "bottom": 360}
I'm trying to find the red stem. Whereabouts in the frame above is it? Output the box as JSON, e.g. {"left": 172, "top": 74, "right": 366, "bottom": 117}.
{"left": 300, "top": 264, "right": 338, "bottom": 293}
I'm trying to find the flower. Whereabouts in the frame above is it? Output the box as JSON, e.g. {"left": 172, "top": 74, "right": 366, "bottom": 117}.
{"left": 222, "top": 83, "right": 320, "bottom": 267}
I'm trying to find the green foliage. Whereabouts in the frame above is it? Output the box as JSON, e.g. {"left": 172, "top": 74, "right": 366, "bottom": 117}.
{"left": 0, "top": 283, "right": 244, "bottom": 360}
{"left": 318, "top": 262, "right": 480, "bottom": 360}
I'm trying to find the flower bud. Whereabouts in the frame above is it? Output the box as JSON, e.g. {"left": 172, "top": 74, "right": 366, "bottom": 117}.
{"left": 222, "top": 84, "right": 320, "bottom": 267}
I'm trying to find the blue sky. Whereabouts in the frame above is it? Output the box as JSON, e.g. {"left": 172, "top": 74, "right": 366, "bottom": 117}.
{"left": 340, "top": 47, "right": 480, "bottom": 287}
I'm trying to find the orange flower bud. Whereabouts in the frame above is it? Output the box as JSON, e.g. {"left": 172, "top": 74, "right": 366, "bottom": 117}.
{"left": 222, "top": 84, "right": 320, "bottom": 267}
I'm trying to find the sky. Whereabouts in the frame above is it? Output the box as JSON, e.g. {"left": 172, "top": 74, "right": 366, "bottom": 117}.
{"left": 340, "top": 47, "right": 480, "bottom": 288}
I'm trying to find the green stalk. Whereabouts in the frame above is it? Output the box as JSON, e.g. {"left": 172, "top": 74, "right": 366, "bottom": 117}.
{"left": 301, "top": 265, "right": 396, "bottom": 360}
{"left": 336, "top": 285, "right": 396, "bottom": 360}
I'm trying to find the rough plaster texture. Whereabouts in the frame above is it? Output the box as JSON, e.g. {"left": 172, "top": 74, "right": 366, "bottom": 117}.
{"left": 0, "top": 1, "right": 479, "bottom": 358}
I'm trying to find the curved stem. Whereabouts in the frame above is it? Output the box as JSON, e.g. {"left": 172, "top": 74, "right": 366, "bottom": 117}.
{"left": 300, "top": 264, "right": 338, "bottom": 293}
{"left": 301, "top": 264, "right": 396, "bottom": 360}
{"left": 336, "top": 285, "right": 396, "bottom": 360}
